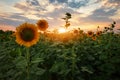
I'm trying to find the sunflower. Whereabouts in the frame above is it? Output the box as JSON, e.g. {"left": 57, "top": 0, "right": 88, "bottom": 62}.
{"left": 92, "top": 36, "right": 96, "bottom": 41}
{"left": 36, "top": 19, "right": 48, "bottom": 31}
{"left": 87, "top": 31, "right": 94, "bottom": 37}
{"left": 74, "top": 29, "right": 79, "bottom": 34}
{"left": 96, "top": 31, "right": 102, "bottom": 36}
{"left": 15, "top": 22, "right": 39, "bottom": 47}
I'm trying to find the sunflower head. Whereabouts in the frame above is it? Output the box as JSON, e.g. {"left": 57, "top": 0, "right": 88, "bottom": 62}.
{"left": 96, "top": 31, "right": 102, "bottom": 36}
{"left": 36, "top": 19, "right": 48, "bottom": 31}
{"left": 15, "top": 22, "right": 39, "bottom": 47}
{"left": 87, "top": 31, "right": 94, "bottom": 37}
{"left": 96, "top": 31, "right": 100, "bottom": 36}
{"left": 92, "top": 36, "right": 96, "bottom": 41}
{"left": 73, "top": 29, "right": 79, "bottom": 34}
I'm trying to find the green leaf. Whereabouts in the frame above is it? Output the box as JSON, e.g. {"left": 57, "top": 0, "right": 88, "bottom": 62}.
{"left": 99, "top": 54, "right": 108, "bottom": 60}
{"left": 13, "top": 56, "right": 27, "bottom": 69}
{"left": 50, "top": 62, "right": 65, "bottom": 72}
{"left": 81, "top": 66, "right": 93, "bottom": 74}
{"left": 87, "top": 55, "right": 95, "bottom": 61}
{"left": 31, "top": 58, "right": 44, "bottom": 64}
{"left": 36, "top": 68, "right": 46, "bottom": 75}
{"left": 16, "top": 48, "right": 22, "bottom": 56}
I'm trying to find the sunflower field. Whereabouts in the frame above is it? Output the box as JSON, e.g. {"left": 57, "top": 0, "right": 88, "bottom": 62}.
{"left": 0, "top": 21, "right": 120, "bottom": 80}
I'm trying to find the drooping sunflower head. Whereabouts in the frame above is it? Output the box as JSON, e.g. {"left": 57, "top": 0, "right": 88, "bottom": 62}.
{"left": 87, "top": 31, "right": 94, "bottom": 37}
{"left": 36, "top": 19, "right": 48, "bottom": 31}
{"left": 96, "top": 31, "right": 102, "bottom": 36}
{"left": 15, "top": 22, "right": 39, "bottom": 47}
{"left": 65, "top": 23, "right": 70, "bottom": 28}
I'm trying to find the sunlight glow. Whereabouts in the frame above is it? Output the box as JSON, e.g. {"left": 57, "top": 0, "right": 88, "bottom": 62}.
{"left": 58, "top": 28, "right": 66, "bottom": 33}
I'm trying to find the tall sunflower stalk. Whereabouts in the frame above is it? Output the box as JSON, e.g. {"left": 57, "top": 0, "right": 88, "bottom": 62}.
{"left": 15, "top": 22, "right": 40, "bottom": 80}
{"left": 26, "top": 47, "right": 30, "bottom": 80}
{"left": 62, "top": 12, "right": 72, "bottom": 29}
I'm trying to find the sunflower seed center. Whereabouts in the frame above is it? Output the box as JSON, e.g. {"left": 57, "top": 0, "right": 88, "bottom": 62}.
{"left": 20, "top": 28, "right": 34, "bottom": 41}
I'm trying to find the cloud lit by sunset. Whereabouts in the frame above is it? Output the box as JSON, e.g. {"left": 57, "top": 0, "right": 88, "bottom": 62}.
{"left": 0, "top": 0, "right": 120, "bottom": 31}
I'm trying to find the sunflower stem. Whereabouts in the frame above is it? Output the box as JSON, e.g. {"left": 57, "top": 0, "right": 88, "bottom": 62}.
{"left": 26, "top": 47, "right": 30, "bottom": 80}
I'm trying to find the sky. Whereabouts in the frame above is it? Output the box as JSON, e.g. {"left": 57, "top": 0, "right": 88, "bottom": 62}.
{"left": 0, "top": 0, "right": 120, "bottom": 31}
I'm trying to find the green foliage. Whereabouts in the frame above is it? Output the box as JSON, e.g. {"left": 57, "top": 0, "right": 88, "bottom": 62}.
{"left": 0, "top": 29, "right": 120, "bottom": 80}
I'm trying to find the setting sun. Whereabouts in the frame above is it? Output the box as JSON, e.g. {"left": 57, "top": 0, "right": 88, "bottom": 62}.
{"left": 58, "top": 28, "right": 67, "bottom": 33}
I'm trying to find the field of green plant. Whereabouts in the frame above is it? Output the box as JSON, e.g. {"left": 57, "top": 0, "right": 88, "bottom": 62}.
{"left": 0, "top": 22, "right": 120, "bottom": 80}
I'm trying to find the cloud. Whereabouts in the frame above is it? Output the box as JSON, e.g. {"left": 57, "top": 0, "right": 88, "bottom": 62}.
{"left": 26, "top": 0, "right": 40, "bottom": 6}
{"left": 49, "top": 0, "right": 68, "bottom": 3}
{"left": 0, "top": 13, "right": 12, "bottom": 18}
{"left": 0, "top": 0, "right": 120, "bottom": 31}
{"left": 66, "top": 0, "right": 106, "bottom": 17}
{"left": 84, "top": 8, "right": 116, "bottom": 22}
{"left": 26, "top": 0, "right": 47, "bottom": 11}
{"left": 0, "top": 17, "right": 23, "bottom": 27}
{"left": 14, "top": 0, "right": 64, "bottom": 14}
{"left": 110, "top": 9, "right": 120, "bottom": 20}
{"left": 68, "top": 0, "right": 88, "bottom": 8}
{"left": 108, "top": 0, "right": 120, "bottom": 4}
{"left": 14, "top": 3, "right": 31, "bottom": 12}
{"left": 14, "top": 1, "right": 44, "bottom": 19}
{"left": 14, "top": 0, "right": 47, "bottom": 14}
{"left": 0, "top": 2, "right": 16, "bottom": 13}
{"left": 0, "top": 12, "right": 37, "bottom": 27}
